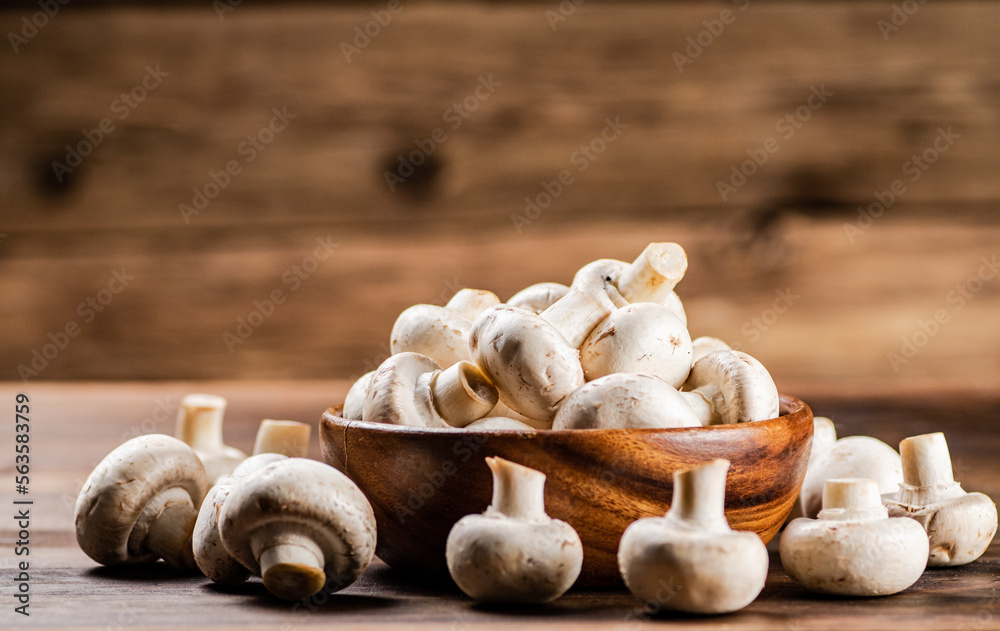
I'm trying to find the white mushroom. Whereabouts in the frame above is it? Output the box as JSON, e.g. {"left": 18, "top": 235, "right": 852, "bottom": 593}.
{"left": 193, "top": 453, "right": 287, "bottom": 584}
{"left": 691, "top": 336, "right": 731, "bottom": 363}
{"left": 571, "top": 243, "right": 688, "bottom": 324}
{"left": 552, "top": 373, "right": 701, "bottom": 430}
{"left": 579, "top": 303, "right": 692, "bottom": 388}
{"left": 469, "top": 290, "right": 610, "bottom": 421}
{"left": 446, "top": 457, "right": 582, "bottom": 603}
{"left": 252, "top": 420, "right": 311, "bottom": 457}
{"left": 780, "top": 478, "right": 928, "bottom": 596}
{"left": 506, "top": 282, "right": 569, "bottom": 314}
{"left": 679, "top": 350, "right": 779, "bottom": 426}
{"left": 465, "top": 417, "right": 537, "bottom": 431}
{"left": 485, "top": 399, "right": 551, "bottom": 430}
{"left": 786, "top": 416, "right": 838, "bottom": 523}
{"left": 363, "top": 353, "right": 498, "bottom": 428}
{"left": 799, "top": 435, "right": 902, "bottom": 520}
{"left": 75, "top": 434, "right": 207, "bottom": 571}
{"left": 174, "top": 393, "right": 247, "bottom": 482}
{"left": 219, "top": 458, "right": 377, "bottom": 601}
{"left": 445, "top": 288, "right": 502, "bottom": 320}
{"left": 390, "top": 289, "right": 500, "bottom": 369}
{"left": 342, "top": 371, "right": 375, "bottom": 420}
{"left": 884, "top": 432, "right": 998, "bottom": 566}
{"left": 618, "top": 459, "right": 768, "bottom": 614}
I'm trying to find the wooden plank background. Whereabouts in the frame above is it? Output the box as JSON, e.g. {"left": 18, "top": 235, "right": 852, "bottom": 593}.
{"left": 1, "top": 3, "right": 998, "bottom": 391}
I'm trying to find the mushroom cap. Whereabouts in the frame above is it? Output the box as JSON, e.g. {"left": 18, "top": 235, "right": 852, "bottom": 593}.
{"left": 465, "top": 416, "right": 537, "bottom": 431}
{"left": 619, "top": 518, "right": 768, "bottom": 614}
{"left": 780, "top": 515, "right": 928, "bottom": 596}
{"left": 446, "top": 514, "right": 583, "bottom": 603}
{"left": 580, "top": 303, "right": 692, "bottom": 387}
{"left": 391, "top": 304, "right": 472, "bottom": 369}
{"left": 446, "top": 288, "right": 501, "bottom": 321}
{"left": 362, "top": 352, "right": 448, "bottom": 427}
{"left": 682, "top": 350, "right": 779, "bottom": 424}
{"left": 799, "top": 436, "right": 902, "bottom": 519}
{"left": 662, "top": 290, "right": 687, "bottom": 326}
{"left": 886, "top": 492, "right": 998, "bottom": 567}
{"left": 553, "top": 373, "right": 701, "bottom": 430}
{"left": 219, "top": 458, "right": 376, "bottom": 592}
{"left": 571, "top": 259, "right": 628, "bottom": 310}
{"left": 469, "top": 304, "right": 585, "bottom": 421}
{"left": 193, "top": 453, "right": 287, "bottom": 583}
{"left": 75, "top": 434, "right": 207, "bottom": 566}
{"left": 342, "top": 371, "right": 376, "bottom": 420}
{"left": 507, "top": 282, "right": 570, "bottom": 314}
{"left": 691, "top": 336, "right": 730, "bottom": 363}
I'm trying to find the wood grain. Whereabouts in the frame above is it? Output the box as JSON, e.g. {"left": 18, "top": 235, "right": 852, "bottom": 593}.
{"left": 0, "top": 3, "right": 998, "bottom": 389}
{"left": 320, "top": 396, "right": 813, "bottom": 587}
{"left": 2, "top": 381, "right": 999, "bottom": 629}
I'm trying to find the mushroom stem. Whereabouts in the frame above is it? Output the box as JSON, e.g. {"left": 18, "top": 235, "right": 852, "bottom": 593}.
{"left": 140, "top": 487, "right": 200, "bottom": 570}
{"left": 253, "top": 420, "right": 311, "bottom": 457}
{"left": 431, "top": 361, "right": 499, "bottom": 427}
{"left": 175, "top": 394, "right": 227, "bottom": 452}
{"left": 256, "top": 533, "right": 327, "bottom": 601}
{"left": 818, "top": 478, "right": 888, "bottom": 522}
{"left": 617, "top": 242, "right": 687, "bottom": 304}
{"left": 538, "top": 290, "right": 611, "bottom": 349}
{"left": 668, "top": 458, "right": 730, "bottom": 530}
{"left": 486, "top": 457, "right": 547, "bottom": 522}
{"left": 898, "top": 432, "right": 964, "bottom": 505}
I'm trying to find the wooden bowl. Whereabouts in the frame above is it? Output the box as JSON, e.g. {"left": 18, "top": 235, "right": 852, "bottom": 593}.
{"left": 320, "top": 394, "right": 812, "bottom": 588}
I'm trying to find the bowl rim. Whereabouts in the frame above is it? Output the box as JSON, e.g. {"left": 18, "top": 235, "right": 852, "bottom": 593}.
{"left": 322, "top": 393, "right": 809, "bottom": 436}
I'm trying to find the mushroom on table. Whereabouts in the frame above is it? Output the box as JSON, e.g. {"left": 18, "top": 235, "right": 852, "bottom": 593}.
{"left": 884, "top": 432, "right": 998, "bottom": 566}
{"left": 446, "top": 457, "right": 583, "bottom": 603}
{"left": 174, "top": 393, "right": 246, "bottom": 482}
{"left": 618, "top": 459, "right": 768, "bottom": 614}
{"left": 75, "top": 434, "right": 208, "bottom": 571}
{"left": 219, "top": 457, "right": 377, "bottom": 601}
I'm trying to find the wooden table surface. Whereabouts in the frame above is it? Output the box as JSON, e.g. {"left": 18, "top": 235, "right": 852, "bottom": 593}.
{"left": 2, "top": 380, "right": 998, "bottom": 630}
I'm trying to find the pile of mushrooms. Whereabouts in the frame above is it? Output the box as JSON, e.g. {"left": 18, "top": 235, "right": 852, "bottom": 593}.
{"left": 75, "top": 395, "right": 376, "bottom": 603}
{"left": 348, "top": 242, "right": 780, "bottom": 431}
{"left": 781, "top": 427, "right": 997, "bottom": 597}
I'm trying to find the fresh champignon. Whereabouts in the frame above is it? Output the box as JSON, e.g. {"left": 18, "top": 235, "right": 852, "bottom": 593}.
{"left": 75, "top": 434, "right": 207, "bottom": 571}
{"left": 390, "top": 289, "right": 500, "bottom": 369}
{"left": 342, "top": 371, "right": 375, "bottom": 420}
{"left": 445, "top": 288, "right": 502, "bottom": 320}
{"left": 506, "top": 282, "right": 570, "bottom": 314}
{"left": 252, "top": 420, "right": 311, "bottom": 457}
{"left": 364, "top": 353, "right": 498, "bottom": 428}
{"left": 175, "top": 393, "right": 247, "bottom": 482}
{"left": 786, "top": 416, "right": 838, "bottom": 523}
{"left": 193, "top": 453, "right": 287, "bottom": 584}
{"left": 469, "top": 290, "right": 610, "bottom": 421}
{"left": 465, "top": 416, "right": 537, "bottom": 431}
{"left": 884, "top": 432, "right": 998, "bottom": 566}
{"left": 579, "top": 303, "right": 692, "bottom": 387}
{"left": 691, "top": 336, "right": 731, "bottom": 363}
{"left": 446, "top": 457, "right": 582, "bottom": 603}
{"left": 618, "top": 459, "right": 768, "bottom": 614}
{"left": 780, "top": 478, "right": 928, "bottom": 596}
{"left": 679, "top": 350, "right": 779, "bottom": 426}
{"left": 570, "top": 243, "right": 688, "bottom": 324}
{"left": 799, "top": 435, "right": 902, "bottom": 520}
{"left": 219, "top": 458, "right": 377, "bottom": 601}
{"left": 552, "top": 373, "right": 701, "bottom": 430}
{"left": 485, "top": 399, "right": 552, "bottom": 430}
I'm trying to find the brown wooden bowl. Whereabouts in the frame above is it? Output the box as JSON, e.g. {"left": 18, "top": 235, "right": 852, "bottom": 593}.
{"left": 320, "top": 394, "right": 812, "bottom": 589}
